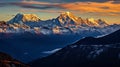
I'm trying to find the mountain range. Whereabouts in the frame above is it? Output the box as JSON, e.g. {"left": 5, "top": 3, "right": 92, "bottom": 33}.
{"left": 0, "top": 12, "right": 119, "bottom": 37}
{"left": 0, "top": 12, "right": 120, "bottom": 67}
{"left": 8, "top": 12, "right": 108, "bottom": 27}
{"left": 56, "top": 12, "right": 109, "bottom": 27}
{"left": 30, "top": 29, "right": 120, "bottom": 67}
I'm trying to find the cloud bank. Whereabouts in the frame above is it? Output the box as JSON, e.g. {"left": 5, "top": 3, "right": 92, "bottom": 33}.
{"left": 0, "top": 0, "right": 120, "bottom": 16}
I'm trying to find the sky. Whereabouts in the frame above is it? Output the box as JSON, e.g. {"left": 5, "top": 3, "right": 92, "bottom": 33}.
{"left": 0, "top": 0, "right": 120, "bottom": 24}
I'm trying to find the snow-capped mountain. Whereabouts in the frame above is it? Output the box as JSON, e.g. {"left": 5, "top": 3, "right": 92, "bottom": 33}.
{"left": 0, "top": 12, "right": 118, "bottom": 36}
{"left": 86, "top": 18, "right": 109, "bottom": 27}
{"left": 7, "top": 12, "right": 109, "bottom": 28}
{"left": 30, "top": 29, "right": 120, "bottom": 67}
{"left": 56, "top": 12, "right": 82, "bottom": 26}
{"left": 56, "top": 12, "right": 109, "bottom": 27}
{"left": 8, "top": 13, "right": 41, "bottom": 24}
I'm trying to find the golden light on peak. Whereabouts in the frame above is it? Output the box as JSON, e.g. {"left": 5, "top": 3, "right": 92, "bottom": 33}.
{"left": 66, "top": 11, "right": 70, "bottom": 15}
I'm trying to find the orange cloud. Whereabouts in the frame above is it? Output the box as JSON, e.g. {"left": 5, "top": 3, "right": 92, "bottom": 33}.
{"left": 1, "top": 1, "right": 120, "bottom": 16}
{"left": 19, "top": 1, "right": 120, "bottom": 16}
{"left": 58, "top": 1, "right": 120, "bottom": 13}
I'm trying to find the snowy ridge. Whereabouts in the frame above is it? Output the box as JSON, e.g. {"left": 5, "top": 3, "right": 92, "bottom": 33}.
{"left": 8, "top": 13, "right": 41, "bottom": 24}
{"left": 0, "top": 12, "right": 119, "bottom": 36}
{"left": 57, "top": 12, "right": 109, "bottom": 27}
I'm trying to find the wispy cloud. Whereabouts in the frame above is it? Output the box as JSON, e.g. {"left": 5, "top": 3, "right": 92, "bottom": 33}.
{"left": 95, "top": 12, "right": 120, "bottom": 16}
{"left": 42, "top": 48, "right": 61, "bottom": 54}
{"left": 26, "top": 0, "right": 120, "bottom": 3}
{"left": 18, "top": 8, "right": 64, "bottom": 13}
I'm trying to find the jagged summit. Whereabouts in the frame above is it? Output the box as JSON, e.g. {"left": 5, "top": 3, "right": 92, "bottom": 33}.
{"left": 84, "top": 18, "right": 108, "bottom": 27}
{"left": 88, "top": 18, "right": 98, "bottom": 25}
{"left": 7, "top": 12, "right": 109, "bottom": 28}
{"left": 57, "top": 11, "right": 108, "bottom": 27}
{"left": 57, "top": 11, "right": 83, "bottom": 26}
{"left": 8, "top": 13, "right": 41, "bottom": 24}
{"left": 60, "top": 11, "right": 76, "bottom": 18}
{"left": 97, "top": 19, "right": 109, "bottom": 27}
{"left": 61, "top": 11, "right": 71, "bottom": 15}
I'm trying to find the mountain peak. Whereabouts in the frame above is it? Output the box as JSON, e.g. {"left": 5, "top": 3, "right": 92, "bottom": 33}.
{"left": 8, "top": 13, "right": 41, "bottom": 24}
{"left": 66, "top": 11, "right": 70, "bottom": 14}
{"left": 21, "top": 13, "right": 41, "bottom": 22}
{"left": 57, "top": 12, "right": 109, "bottom": 27}
{"left": 58, "top": 11, "right": 81, "bottom": 26}
{"left": 85, "top": 18, "right": 109, "bottom": 27}
{"left": 87, "top": 18, "right": 100, "bottom": 26}
{"left": 61, "top": 11, "right": 73, "bottom": 16}
{"left": 88, "top": 18, "right": 95, "bottom": 23}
